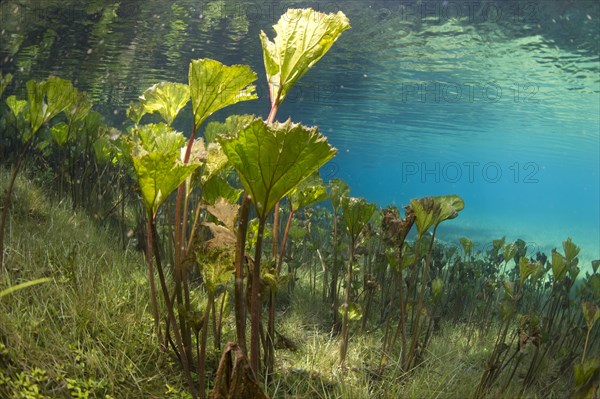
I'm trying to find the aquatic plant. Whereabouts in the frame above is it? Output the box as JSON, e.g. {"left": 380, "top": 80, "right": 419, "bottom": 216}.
{"left": 328, "top": 178, "right": 351, "bottom": 328}
{"left": 125, "top": 57, "right": 258, "bottom": 399}
{"left": 404, "top": 195, "right": 464, "bottom": 371}
{"left": 219, "top": 118, "right": 336, "bottom": 375}
{"left": 1, "top": 77, "right": 76, "bottom": 272}
{"left": 339, "top": 196, "right": 376, "bottom": 367}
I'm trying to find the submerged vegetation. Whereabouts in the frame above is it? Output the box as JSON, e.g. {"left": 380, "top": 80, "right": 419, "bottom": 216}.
{"left": 1, "top": 7, "right": 599, "bottom": 399}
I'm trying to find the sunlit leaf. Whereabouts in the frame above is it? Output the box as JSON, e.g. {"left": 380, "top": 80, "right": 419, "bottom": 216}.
{"left": 563, "top": 237, "right": 580, "bottom": 263}
{"left": 65, "top": 91, "right": 92, "bottom": 123}
{"left": 519, "top": 257, "right": 539, "bottom": 286}
{"left": 203, "top": 114, "right": 254, "bottom": 143}
{"left": 127, "top": 101, "right": 146, "bottom": 124}
{"left": 50, "top": 122, "right": 69, "bottom": 145}
{"left": 139, "top": 82, "right": 190, "bottom": 126}
{"left": 202, "top": 175, "right": 242, "bottom": 205}
{"left": 434, "top": 195, "right": 464, "bottom": 225}
{"left": 129, "top": 123, "right": 187, "bottom": 155}
{"left": 219, "top": 118, "right": 336, "bottom": 221}
{"left": 329, "top": 178, "right": 350, "bottom": 212}
{"left": 189, "top": 59, "right": 257, "bottom": 130}
{"left": 201, "top": 143, "right": 229, "bottom": 184}
{"left": 200, "top": 258, "right": 234, "bottom": 293}
{"left": 6, "top": 95, "right": 27, "bottom": 117}
{"left": 288, "top": 172, "right": 328, "bottom": 211}
{"left": 338, "top": 302, "right": 363, "bottom": 321}
{"left": 260, "top": 8, "right": 350, "bottom": 107}
{"left": 132, "top": 151, "right": 199, "bottom": 215}
{"left": 26, "top": 77, "right": 77, "bottom": 134}
{"left": 341, "top": 197, "right": 376, "bottom": 244}
{"left": 409, "top": 195, "right": 464, "bottom": 238}
{"left": 410, "top": 197, "right": 436, "bottom": 238}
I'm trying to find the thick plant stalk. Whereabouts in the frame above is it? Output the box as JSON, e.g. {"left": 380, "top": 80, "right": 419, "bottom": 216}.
{"left": 234, "top": 195, "right": 251, "bottom": 354}
{"left": 198, "top": 288, "right": 214, "bottom": 399}
{"left": 250, "top": 220, "right": 266, "bottom": 375}
{"left": 172, "top": 125, "right": 199, "bottom": 378}
{"left": 340, "top": 241, "right": 356, "bottom": 367}
{"left": 145, "top": 215, "right": 163, "bottom": 345}
{"left": 151, "top": 219, "right": 197, "bottom": 399}
{"left": 406, "top": 226, "right": 437, "bottom": 370}
{"left": 330, "top": 213, "right": 340, "bottom": 328}
{"left": 277, "top": 209, "right": 295, "bottom": 274}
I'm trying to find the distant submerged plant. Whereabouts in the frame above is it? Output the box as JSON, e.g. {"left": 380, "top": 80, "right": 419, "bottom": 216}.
{"left": 339, "top": 196, "right": 376, "bottom": 367}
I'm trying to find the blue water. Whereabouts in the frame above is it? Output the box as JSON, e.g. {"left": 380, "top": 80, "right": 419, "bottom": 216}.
{"left": 1, "top": 0, "right": 599, "bottom": 266}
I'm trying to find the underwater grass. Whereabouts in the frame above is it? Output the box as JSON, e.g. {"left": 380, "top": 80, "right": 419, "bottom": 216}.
{"left": 0, "top": 172, "right": 583, "bottom": 398}
{"left": 0, "top": 170, "right": 190, "bottom": 398}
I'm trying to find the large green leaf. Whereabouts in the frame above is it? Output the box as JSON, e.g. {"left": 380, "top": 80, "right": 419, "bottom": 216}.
{"left": 0, "top": 73, "right": 12, "bottom": 98}
{"left": 329, "top": 178, "right": 350, "bottom": 212}
{"left": 202, "top": 175, "right": 242, "bottom": 205}
{"left": 201, "top": 143, "right": 229, "bottom": 184}
{"left": 563, "top": 237, "right": 580, "bottom": 263}
{"left": 65, "top": 91, "right": 92, "bottom": 124}
{"left": 260, "top": 8, "right": 350, "bottom": 106}
{"left": 289, "top": 172, "right": 328, "bottom": 211}
{"left": 130, "top": 123, "right": 187, "bottom": 155}
{"left": 132, "top": 152, "right": 199, "bottom": 216}
{"left": 341, "top": 197, "right": 376, "bottom": 244}
{"left": 519, "top": 257, "right": 539, "bottom": 286}
{"left": 434, "top": 195, "right": 464, "bottom": 225}
{"left": 6, "top": 95, "right": 27, "bottom": 117}
{"left": 219, "top": 118, "right": 336, "bottom": 221}
{"left": 26, "top": 77, "right": 77, "bottom": 134}
{"left": 128, "top": 124, "right": 199, "bottom": 215}
{"left": 203, "top": 114, "right": 255, "bottom": 143}
{"left": 410, "top": 195, "right": 464, "bottom": 238}
{"left": 189, "top": 59, "right": 257, "bottom": 130}
{"left": 552, "top": 249, "right": 568, "bottom": 282}
{"left": 410, "top": 197, "right": 436, "bottom": 238}
{"left": 139, "top": 82, "right": 190, "bottom": 126}
{"left": 51, "top": 122, "right": 69, "bottom": 145}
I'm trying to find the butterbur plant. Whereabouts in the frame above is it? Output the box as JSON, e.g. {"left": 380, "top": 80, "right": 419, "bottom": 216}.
{"left": 339, "top": 196, "right": 376, "bottom": 367}
{"left": 126, "top": 58, "right": 258, "bottom": 399}
{"left": 1, "top": 77, "right": 76, "bottom": 272}
{"left": 219, "top": 118, "right": 336, "bottom": 375}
